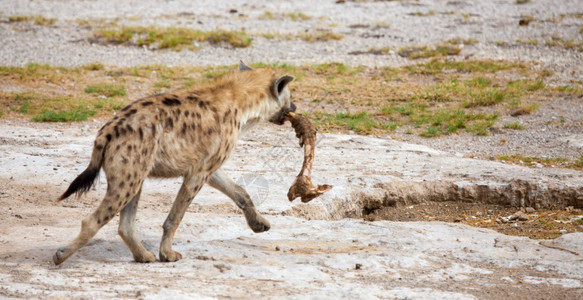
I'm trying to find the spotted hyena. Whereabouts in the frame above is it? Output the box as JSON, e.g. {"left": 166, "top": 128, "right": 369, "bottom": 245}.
{"left": 53, "top": 62, "right": 296, "bottom": 265}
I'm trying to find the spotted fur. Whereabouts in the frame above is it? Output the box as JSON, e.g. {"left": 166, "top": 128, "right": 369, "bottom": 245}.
{"left": 53, "top": 63, "right": 296, "bottom": 265}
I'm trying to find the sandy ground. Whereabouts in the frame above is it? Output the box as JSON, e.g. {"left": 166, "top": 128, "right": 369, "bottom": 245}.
{"left": 1, "top": 121, "right": 582, "bottom": 299}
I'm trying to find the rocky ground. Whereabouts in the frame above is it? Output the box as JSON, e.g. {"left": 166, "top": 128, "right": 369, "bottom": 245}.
{"left": 0, "top": 0, "right": 582, "bottom": 299}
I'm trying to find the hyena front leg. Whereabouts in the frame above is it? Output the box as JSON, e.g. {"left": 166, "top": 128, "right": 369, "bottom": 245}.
{"left": 159, "top": 174, "right": 206, "bottom": 262}
{"left": 118, "top": 187, "right": 156, "bottom": 263}
{"left": 54, "top": 183, "right": 138, "bottom": 265}
{"left": 209, "top": 168, "right": 270, "bottom": 233}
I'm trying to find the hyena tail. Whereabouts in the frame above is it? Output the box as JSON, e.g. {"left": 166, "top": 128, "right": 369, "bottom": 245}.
{"left": 58, "top": 135, "right": 108, "bottom": 201}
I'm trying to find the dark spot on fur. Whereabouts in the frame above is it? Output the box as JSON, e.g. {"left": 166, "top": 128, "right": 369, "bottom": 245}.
{"left": 126, "top": 192, "right": 130, "bottom": 198}
{"left": 108, "top": 206, "right": 113, "bottom": 212}
{"left": 207, "top": 128, "right": 214, "bottom": 135}
{"left": 97, "top": 219, "right": 102, "bottom": 225}
{"left": 223, "top": 109, "right": 231, "bottom": 120}
{"left": 127, "top": 173, "right": 131, "bottom": 180}
{"left": 166, "top": 117, "right": 174, "bottom": 129}
{"left": 120, "top": 127, "right": 127, "bottom": 136}
{"left": 96, "top": 144, "right": 104, "bottom": 151}
{"left": 151, "top": 124, "right": 157, "bottom": 136}
{"left": 114, "top": 126, "right": 120, "bottom": 137}
{"left": 122, "top": 157, "right": 129, "bottom": 164}
{"left": 106, "top": 134, "right": 112, "bottom": 141}
{"left": 116, "top": 145, "right": 121, "bottom": 150}
{"left": 182, "top": 123, "right": 187, "bottom": 136}
{"left": 139, "top": 127, "right": 143, "bottom": 140}
{"left": 127, "top": 145, "right": 132, "bottom": 152}
{"left": 120, "top": 105, "right": 131, "bottom": 112}
{"left": 187, "top": 95, "right": 199, "bottom": 101}
{"left": 142, "top": 101, "right": 154, "bottom": 107}
{"left": 185, "top": 111, "right": 190, "bottom": 117}
{"left": 162, "top": 97, "right": 181, "bottom": 106}
{"left": 195, "top": 112, "right": 201, "bottom": 119}
{"left": 104, "top": 215, "right": 110, "bottom": 222}
{"left": 119, "top": 181, "right": 125, "bottom": 188}
{"left": 234, "top": 108, "right": 238, "bottom": 116}
{"left": 198, "top": 101, "right": 210, "bottom": 109}
{"left": 125, "top": 109, "right": 137, "bottom": 117}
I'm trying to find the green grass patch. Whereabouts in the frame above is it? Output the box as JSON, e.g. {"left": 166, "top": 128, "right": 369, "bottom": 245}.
{"left": 93, "top": 26, "right": 252, "bottom": 50}
{"left": 310, "top": 111, "right": 394, "bottom": 134}
{"left": 447, "top": 38, "right": 479, "bottom": 45}
{"left": 286, "top": 12, "right": 311, "bottom": 21}
{"left": 1, "top": 91, "right": 125, "bottom": 121}
{"left": 406, "top": 59, "right": 524, "bottom": 75}
{"left": 299, "top": 31, "right": 343, "bottom": 42}
{"left": 496, "top": 154, "right": 569, "bottom": 167}
{"left": 398, "top": 44, "right": 461, "bottom": 59}
{"left": 84, "top": 83, "right": 127, "bottom": 97}
{"left": 545, "top": 37, "right": 583, "bottom": 51}
{"left": 19, "top": 101, "right": 31, "bottom": 113}
{"left": 7, "top": 15, "right": 56, "bottom": 26}
{"left": 503, "top": 122, "right": 525, "bottom": 130}
{"left": 381, "top": 105, "right": 498, "bottom": 136}
{"left": 33, "top": 107, "right": 96, "bottom": 122}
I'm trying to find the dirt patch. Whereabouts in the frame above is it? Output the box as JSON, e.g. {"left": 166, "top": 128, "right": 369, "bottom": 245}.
{"left": 363, "top": 201, "right": 583, "bottom": 240}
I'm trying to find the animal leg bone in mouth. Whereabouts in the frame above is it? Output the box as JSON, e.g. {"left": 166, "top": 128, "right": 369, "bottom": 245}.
{"left": 285, "top": 112, "right": 333, "bottom": 202}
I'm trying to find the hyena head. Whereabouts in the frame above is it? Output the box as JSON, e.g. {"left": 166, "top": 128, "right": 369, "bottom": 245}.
{"left": 239, "top": 61, "right": 296, "bottom": 125}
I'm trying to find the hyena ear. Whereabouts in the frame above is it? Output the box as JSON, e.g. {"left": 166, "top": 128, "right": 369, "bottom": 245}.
{"left": 239, "top": 60, "right": 253, "bottom": 71}
{"left": 271, "top": 75, "right": 295, "bottom": 100}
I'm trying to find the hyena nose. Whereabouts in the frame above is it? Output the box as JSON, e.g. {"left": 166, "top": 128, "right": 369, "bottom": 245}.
{"left": 290, "top": 102, "right": 297, "bottom": 112}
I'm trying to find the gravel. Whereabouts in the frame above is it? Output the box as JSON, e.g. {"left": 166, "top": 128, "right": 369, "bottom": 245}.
{"left": 0, "top": 0, "right": 581, "bottom": 84}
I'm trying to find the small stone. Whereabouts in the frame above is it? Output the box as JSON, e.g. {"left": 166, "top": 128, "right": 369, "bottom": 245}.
{"left": 525, "top": 207, "right": 535, "bottom": 213}
{"left": 559, "top": 229, "right": 567, "bottom": 234}
{"left": 275, "top": 246, "right": 280, "bottom": 251}
{"left": 510, "top": 211, "right": 529, "bottom": 221}
{"left": 497, "top": 216, "right": 509, "bottom": 223}
{"left": 355, "top": 263, "right": 362, "bottom": 270}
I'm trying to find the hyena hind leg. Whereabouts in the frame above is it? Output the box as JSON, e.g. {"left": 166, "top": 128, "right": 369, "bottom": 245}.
{"left": 53, "top": 186, "right": 137, "bottom": 265}
{"left": 118, "top": 187, "right": 156, "bottom": 263}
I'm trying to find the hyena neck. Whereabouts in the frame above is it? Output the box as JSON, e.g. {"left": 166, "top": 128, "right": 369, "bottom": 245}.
{"left": 239, "top": 102, "right": 271, "bottom": 133}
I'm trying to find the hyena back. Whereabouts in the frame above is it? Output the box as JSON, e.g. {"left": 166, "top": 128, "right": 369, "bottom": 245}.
{"left": 53, "top": 63, "right": 296, "bottom": 265}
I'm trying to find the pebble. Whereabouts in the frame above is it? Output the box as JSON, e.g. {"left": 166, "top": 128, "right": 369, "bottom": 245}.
{"left": 509, "top": 211, "right": 529, "bottom": 221}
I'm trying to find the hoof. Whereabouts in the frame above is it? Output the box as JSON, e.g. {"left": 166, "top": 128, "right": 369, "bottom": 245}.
{"left": 159, "top": 250, "right": 182, "bottom": 262}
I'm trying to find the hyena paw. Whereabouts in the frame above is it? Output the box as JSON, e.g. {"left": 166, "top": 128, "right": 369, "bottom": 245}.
{"left": 159, "top": 250, "right": 182, "bottom": 262}
{"left": 53, "top": 246, "right": 71, "bottom": 265}
{"left": 248, "top": 215, "right": 271, "bottom": 233}
{"left": 134, "top": 251, "right": 157, "bottom": 263}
